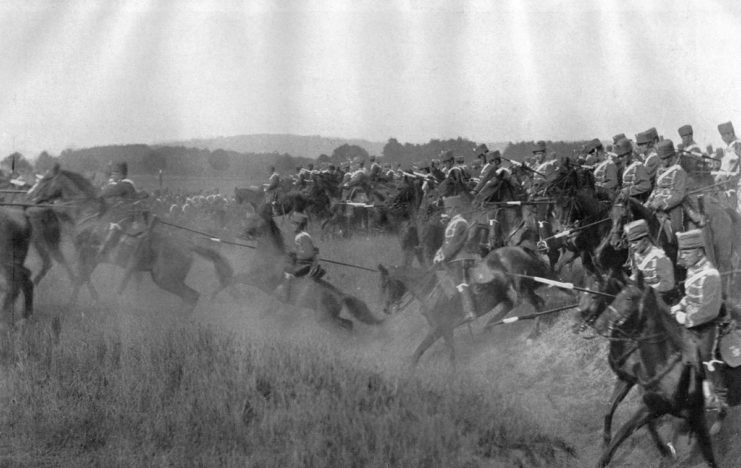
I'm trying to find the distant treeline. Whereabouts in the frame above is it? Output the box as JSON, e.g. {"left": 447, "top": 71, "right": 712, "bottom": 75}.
{"left": 8, "top": 138, "right": 595, "bottom": 181}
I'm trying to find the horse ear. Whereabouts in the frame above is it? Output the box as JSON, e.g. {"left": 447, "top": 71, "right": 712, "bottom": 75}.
{"left": 377, "top": 264, "right": 387, "bottom": 275}
{"left": 51, "top": 163, "right": 61, "bottom": 175}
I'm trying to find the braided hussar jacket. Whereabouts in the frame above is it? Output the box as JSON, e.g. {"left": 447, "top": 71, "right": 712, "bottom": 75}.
{"left": 676, "top": 257, "right": 722, "bottom": 328}
{"left": 646, "top": 164, "right": 687, "bottom": 211}
{"left": 621, "top": 161, "right": 651, "bottom": 197}
{"left": 594, "top": 158, "right": 619, "bottom": 191}
{"left": 437, "top": 214, "right": 474, "bottom": 262}
{"left": 631, "top": 245, "right": 675, "bottom": 293}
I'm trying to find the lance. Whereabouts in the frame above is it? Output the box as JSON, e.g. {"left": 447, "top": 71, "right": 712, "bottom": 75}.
{"left": 500, "top": 156, "right": 546, "bottom": 177}
{"left": 686, "top": 176, "right": 740, "bottom": 196}
{"left": 485, "top": 302, "right": 579, "bottom": 328}
{"left": 483, "top": 199, "right": 555, "bottom": 206}
{"left": 507, "top": 272, "right": 616, "bottom": 297}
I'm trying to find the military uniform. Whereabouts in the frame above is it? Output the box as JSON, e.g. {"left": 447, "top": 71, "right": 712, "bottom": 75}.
{"left": 624, "top": 220, "right": 676, "bottom": 302}
{"left": 620, "top": 160, "right": 651, "bottom": 201}
{"left": 671, "top": 229, "right": 726, "bottom": 409}
{"left": 714, "top": 122, "right": 741, "bottom": 214}
{"left": 264, "top": 170, "right": 280, "bottom": 205}
{"left": 646, "top": 160, "right": 687, "bottom": 236}
{"left": 594, "top": 157, "right": 619, "bottom": 199}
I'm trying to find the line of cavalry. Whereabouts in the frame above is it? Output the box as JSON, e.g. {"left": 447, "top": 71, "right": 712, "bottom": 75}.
{"left": 1, "top": 122, "right": 741, "bottom": 467}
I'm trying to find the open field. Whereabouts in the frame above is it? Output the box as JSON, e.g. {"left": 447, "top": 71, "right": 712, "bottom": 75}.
{"left": 129, "top": 173, "right": 262, "bottom": 195}
{"left": 1, "top": 224, "right": 740, "bottom": 467}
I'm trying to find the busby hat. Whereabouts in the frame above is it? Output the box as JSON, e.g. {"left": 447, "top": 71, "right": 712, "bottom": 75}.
{"left": 624, "top": 219, "right": 649, "bottom": 242}
{"left": 647, "top": 127, "right": 659, "bottom": 141}
{"left": 442, "top": 195, "right": 467, "bottom": 211}
{"left": 678, "top": 125, "right": 693, "bottom": 137}
{"left": 441, "top": 150, "right": 455, "bottom": 162}
{"left": 615, "top": 138, "right": 632, "bottom": 157}
{"left": 677, "top": 229, "right": 705, "bottom": 250}
{"left": 718, "top": 121, "right": 735, "bottom": 135}
{"left": 612, "top": 133, "right": 626, "bottom": 144}
{"left": 657, "top": 139, "right": 676, "bottom": 159}
{"left": 635, "top": 131, "right": 651, "bottom": 145}
{"left": 533, "top": 141, "right": 547, "bottom": 154}
{"left": 475, "top": 143, "right": 489, "bottom": 155}
{"left": 490, "top": 150, "right": 502, "bottom": 160}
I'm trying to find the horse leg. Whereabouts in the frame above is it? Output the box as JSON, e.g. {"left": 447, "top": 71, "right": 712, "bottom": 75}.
{"left": 687, "top": 406, "right": 719, "bottom": 468}
{"left": 2, "top": 264, "right": 33, "bottom": 322}
{"left": 412, "top": 328, "right": 442, "bottom": 365}
{"left": 150, "top": 269, "right": 199, "bottom": 312}
{"left": 31, "top": 239, "right": 52, "bottom": 286}
{"left": 440, "top": 325, "right": 456, "bottom": 365}
{"left": 596, "top": 405, "right": 655, "bottom": 468}
{"left": 47, "top": 241, "right": 77, "bottom": 286}
{"left": 603, "top": 378, "right": 634, "bottom": 447}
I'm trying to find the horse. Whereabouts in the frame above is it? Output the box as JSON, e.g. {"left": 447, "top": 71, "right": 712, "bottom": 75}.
{"left": 30, "top": 165, "right": 233, "bottom": 311}
{"left": 231, "top": 203, "right": 385, "bottom": 330}
{"left": 378, "top": 246, "right": 560, "bottom": 364}
{"left": 574, "top": 273, "right": 675, "bottom": 455}
{"left": 591, "top": 280, "right": 738, "bottom": 468}
{"left": 0, "top": 208, "right": 33, "bottom": 327}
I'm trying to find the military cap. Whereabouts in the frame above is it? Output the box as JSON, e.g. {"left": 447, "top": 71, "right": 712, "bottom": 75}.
{"left": 614, "top": 138, "right": 632, "bottom": 157}
{"left": 490, "top": 150, "right": 502, "bottom": 160}
{"left": 718, "top": 121, "right": 735, "bottom": 135}
{"left": 657, "top": 139, "right": 676, "bottom": 159}
{"left": 585, "top": 138, "right": 603, "bottom": 153}
{"left": 111, "top": 162, "right": 128, "bottom": 177}
{"left": 533, "top": 141, "right": 547, "bottom": 154}
{"left": 635, "top": 131, "right": 652, "bottom": 145}
{"left": 624, "top": 219, "right": 649, "bottom": 242}
{"left": 442, "top": 195, "right": 467, "bottom": 210}
{"left": 678, "top": 125, "right": 693, "bottom": 137}
{"left": 475, "top": 143, "right": 489, "bottom": 155}
{"left": 612, "top": 133, "right": 626, "bottom": 144}
{"left": 647, "top": 127, "right": 659, "bottom": 141}
{"left": 441, "top": 150, "right": 455, "bottom": 162}
{"left": 677, "top": 229, "right": 705, "bottom": 250}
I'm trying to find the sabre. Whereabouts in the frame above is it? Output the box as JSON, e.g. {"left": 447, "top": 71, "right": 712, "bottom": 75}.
{"left": 485, "top": 302, "right": 579, "bottom": 328}
{"left": 507, "top": 272, "right": 616, "bottom": 297}
{"left": 500, "top": 156, "right": 546, "bottom": 177}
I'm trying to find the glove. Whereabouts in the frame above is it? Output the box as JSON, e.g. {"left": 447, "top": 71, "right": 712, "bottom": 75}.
{"left": 433, "top": 251, "right": 445, "bottom": 264}
{"left": 674, "top": 311, "right": 686, "bottom": 325}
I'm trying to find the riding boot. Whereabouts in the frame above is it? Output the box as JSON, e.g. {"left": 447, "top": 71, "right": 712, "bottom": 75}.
{"left": 457, "top": 283, "right": 476, "bottom": 322}
{"left": 706, "top": 369, "right": 729, "bottom": 413}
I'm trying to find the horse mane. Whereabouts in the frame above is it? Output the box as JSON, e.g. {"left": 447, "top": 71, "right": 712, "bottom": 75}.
{"left": 60, "top": 169, "right": 100, "bottom": 199}
{"left": 640, "top": 287, "right": 686, "bottom": 350}
{"left": 573, "top": 189, "right": 604, "bottom": 219}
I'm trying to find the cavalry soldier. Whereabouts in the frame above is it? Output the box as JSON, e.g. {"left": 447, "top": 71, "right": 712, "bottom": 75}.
{"left": 434, "top": 195, "right": 479, "bottom": 323}
{"left": 274, "top": 212, "right": 322, "bottom": 302}
{"left": 589, "top": 139, "right": 619, "bottom": 200}
{"left": 616, "top": 138, "right": 651, "bottom": 202}
{"left": 635, "top": 127, "right": 661, "bottom": 184}
{"left": 473, "top": 151, "right": 508, "bottom": 199}
{"left": 455, "top": 156, "right": 472, "bottom": 181}
{"left": 715, "top": 121, "right": 741, "bottom": 214}
{"left": 624, "top": 219, "right": 677, "bottom": 304}
{"left": 101, "top": 162, "right": 137, "bottom": 200}
{"left": 612, "top": 133, "right": 627, "bottom": 145}
{"left": 678, "top": 124, "right": 703, "bottom": 156}
{"left": 368, "top": 155, "right": 384, "bottom": 182}
{"left": 263, "top": 166, "right": 281, "bottom": 213}
{"left": 670, "top": 229, "right": 727, "bottom": 412}
{"left": 530, "top": 141, "right": 559, "bottom": 195}
{"left": 645, "top": 140, "right": 688, "bottom": 237}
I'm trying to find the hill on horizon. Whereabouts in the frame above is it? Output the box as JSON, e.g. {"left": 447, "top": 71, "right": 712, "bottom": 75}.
{"left": 162, "top": 133, "right": 387, "bottom": 159}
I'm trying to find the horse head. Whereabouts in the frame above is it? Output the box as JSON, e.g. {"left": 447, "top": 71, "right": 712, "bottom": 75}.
{"left": 593, "top": 281, "right": 643, "bottom": 337}
{"left": 576, "top": 273, "right": 625, "bottom": 331}
{"left": 377, "top": 264, "right": 408, "bottom": 315}
{"left": 609, "top": 198, "right": 630, "bottom": 249}
{"left": 242, "top": 205, "right": 285, "bottom": 254}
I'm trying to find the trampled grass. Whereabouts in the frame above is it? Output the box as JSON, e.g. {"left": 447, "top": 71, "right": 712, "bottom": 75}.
{"left": 0, "top": 314, "right": 575, "bottom": 468}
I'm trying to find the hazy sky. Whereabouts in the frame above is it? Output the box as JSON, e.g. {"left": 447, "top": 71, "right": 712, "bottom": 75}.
{"left": 2, "top": 0, "right": 741, "bottom": 157}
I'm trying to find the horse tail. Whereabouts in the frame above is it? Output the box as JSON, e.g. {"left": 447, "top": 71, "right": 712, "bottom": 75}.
{"left": 341, "top": 294, "right": 384, "bottom": 325}
{"left": 192, "top": 245, "right": 234, "bottom": 288}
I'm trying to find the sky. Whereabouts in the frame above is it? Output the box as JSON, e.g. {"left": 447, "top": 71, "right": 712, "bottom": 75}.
{"left": 1, "top": 0, "right": 741, "bottom": 157}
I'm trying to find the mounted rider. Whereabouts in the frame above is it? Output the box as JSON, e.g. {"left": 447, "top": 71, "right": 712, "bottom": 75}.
{"left": 678, "top": 124, "right": 703, "bottom": 156}
{"left": 588, "top": 138, "right": 619, "bottom": 201}
{"left": 714, "top": 121, "right": 741, "bottom": 214}
{"left": 644, "top": 139, "right": 692, "bottom": 239}
{"left": 616, "top": 138, "right": 651, "bottom": 202}
{"left": 101, "top": 162, "right": 137, "bottom": 201}
{"left": 434, "top": 195, "right": 480, "bottom": 323}
{"left": 529, "top": 141, "right": 559, "bottom": 196}
{"left": 670, "top": 229, "right": 728, "bottom": 412}
{"left": 274, "top": 212, "right": 323, "bottom": 302}
{"left": 263, "top": 165, "right": 281, "bottom": 214}
{"left": 623, "top": 219, "right": 677, "bottom": 304}
{"left": 635, "top": 127, "right": 661, "bottom": 186}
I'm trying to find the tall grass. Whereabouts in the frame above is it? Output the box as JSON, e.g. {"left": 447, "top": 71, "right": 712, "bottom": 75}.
{"left": 0, "top": 315, "right": 574, "bottom": 467}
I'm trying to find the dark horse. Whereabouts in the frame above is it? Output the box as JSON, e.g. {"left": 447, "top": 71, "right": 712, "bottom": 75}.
{"left": 378, "top": 246, "right": 560, "bottom": 364}
{"left": 30, "top": 166, "right": 233, "bottom": 311}
{"left": 591, "top": 281, "right": 741, "bottom": 468}
{"left": 0, "top": 208, "right": 33, "bottom": 327}
{"left": 575, "top": 273, "right": 674, "bottom": 456}
{"left": 230, "top": 203, "right": 385, "bottom": 330}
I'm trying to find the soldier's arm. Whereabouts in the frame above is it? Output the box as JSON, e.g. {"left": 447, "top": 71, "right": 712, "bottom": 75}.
{"left": 685, "top": 273, "right": 722, "bottom": 327}
{"left": 635, "top": 165, "right": 652, "bottom": 194}
{"left": 654, "top": 256, "right": 676, "bottom": 293}
{"left": 605, "top": 164, "right": 619, "bottom": 190}
{"left": 441, "top": 221, "right": 468, "bottom": 259}
{"left": 660, "top": 169, "right": 686, "bottom": 210}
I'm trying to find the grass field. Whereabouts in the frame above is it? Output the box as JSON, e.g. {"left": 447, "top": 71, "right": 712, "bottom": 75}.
{"left": 1, "top": 224, "right": 740, "bottom": 467}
